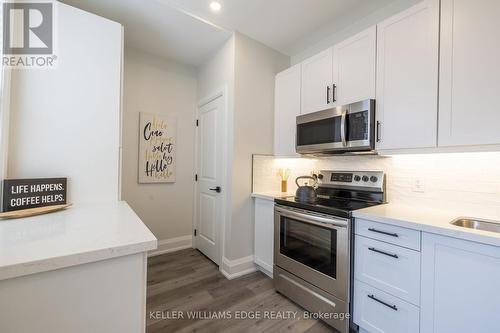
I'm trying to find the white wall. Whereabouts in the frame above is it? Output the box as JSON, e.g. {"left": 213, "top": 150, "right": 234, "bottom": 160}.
{"left": 122, "top": 48, "right": 197, "bottom": 243}
{"left": 197, "top": 33, "right": 289, "bottom": 263}
{"left": 254, "top": 153, "right": 500, "bottom": 219}
{"left": 230, "top": 33, "right": 289, "bottom": 259}
{"left": 291, "top": 0, "right": 421, "bottom": 64}
{"left": 7, "top": 3, "right": 122, "bottom": 204}
{"left": 0, "top": 69, "right": 11, "bottom": 210}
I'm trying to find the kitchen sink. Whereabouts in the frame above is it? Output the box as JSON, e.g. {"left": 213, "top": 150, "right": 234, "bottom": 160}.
{"left": 451, "top": 218, "right": 500, "bottom": 234}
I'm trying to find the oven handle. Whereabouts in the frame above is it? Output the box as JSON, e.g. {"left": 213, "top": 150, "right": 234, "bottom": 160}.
{"left": 340, "top": 109, "right": 347, "bottom": 147}
{"left": 275, "top": 206, "right": 348, "bottom": 228}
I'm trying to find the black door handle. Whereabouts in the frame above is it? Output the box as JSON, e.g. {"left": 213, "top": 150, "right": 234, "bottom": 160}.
{"left": 368, "top": 247, "right": 399, "bottom": 259}
{"left": 368, "top": 228, "right": 398, "bottom": 238}
{"left": 209, "top": 186, "right": 221, "bottom": 193}
{"left": 368, "top": 294, "right": 398, "bottom": 311}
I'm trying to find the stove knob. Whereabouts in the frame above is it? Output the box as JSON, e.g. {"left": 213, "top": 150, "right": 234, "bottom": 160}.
{"left": 362, "top": 176, "right": 369, "bottom": 182}
{"left": 370, "top": 176, "right": 378, "bottom": 183}
{"left": 354, "top": 175, "right": 361, "bottom": 182}
{"left": 317, "top": 174, "right": 324, "bottom": 180}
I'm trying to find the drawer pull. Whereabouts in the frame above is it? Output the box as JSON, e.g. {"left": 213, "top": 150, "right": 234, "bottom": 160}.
{"left": 368, "top": 294, "right": 398, "bottom": 311}
{"left": 368, "top": 247, "right": 399, "bottom": 259}
{"left": 368, "top": 227, "right": 399, "bottom": 238}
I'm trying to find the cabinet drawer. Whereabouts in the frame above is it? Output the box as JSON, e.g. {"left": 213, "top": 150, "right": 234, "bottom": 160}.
{"left": 355, "top": 235, "right": 420, "bottom": 305}
{"left": 354, "top": 280, "right": 419, "bottom": 333}
{"left": 356, "top": 219, "right": 421, "bottom": 251}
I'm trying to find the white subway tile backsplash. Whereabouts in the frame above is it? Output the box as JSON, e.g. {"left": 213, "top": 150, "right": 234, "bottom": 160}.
{"left": 253, "top": 152, "right": 500, "bottom": 212}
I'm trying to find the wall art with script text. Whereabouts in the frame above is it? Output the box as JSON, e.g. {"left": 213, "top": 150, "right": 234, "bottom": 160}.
{"left": 139, "top": 112, "right": 176, "bottom": 183}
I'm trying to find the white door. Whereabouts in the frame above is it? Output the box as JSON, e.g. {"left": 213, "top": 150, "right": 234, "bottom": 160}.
{"left": 333, "top": 26, "right": 376, "bottom": 106}
{"left": 274, "top": 64, "right": 301, "bottom": 156}
{"left": 301, "top": 48, "right": 334, "bottom": 114}
{"left": 195, "top": 94, "right": 225, "bottom": 266}
{"left": 375, "top": 0, "right": 439, "bottom": 150}
{"left": 439, "top": 0, "right": 500, "bottom": 146}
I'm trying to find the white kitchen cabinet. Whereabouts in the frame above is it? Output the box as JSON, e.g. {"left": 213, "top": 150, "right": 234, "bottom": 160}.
{"left": 355, "top": 235, "right": 421, "bottom": 306}
{"left": 254, "top": 198, "right": 274, "bottom": 277}
{"left": 333, "top": 26, "right": 376, "bottom": 106}
{"left": 354, "top": 280, "right": 420, "bottom": 333}
{"left": 300, "top": 48, "right": 334, "bottom": 114}
{"left": 356, "top": 218, "right": 421, "bottom": 251}
{"left": 375, "top": 0, "right": 439, "bottom": 150}
{"left": 421, "top": 233, "right": 500, "bottom": 333}
{"left": 274, "top": 65, "right": 301, "bottom": 156}
{"left": 439, "top": 0, "right": 500, "bottom": 146}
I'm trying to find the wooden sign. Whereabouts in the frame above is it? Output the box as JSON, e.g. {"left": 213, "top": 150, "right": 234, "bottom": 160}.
{"left": 2, "top": 178, "right": 67, "bottom": 212}
{"left": 138, "top": 112, "right": 176, "bottom": 183}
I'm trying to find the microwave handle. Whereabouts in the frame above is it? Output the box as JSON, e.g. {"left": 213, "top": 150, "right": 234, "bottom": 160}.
{"left": 341, "top": 109, "right": 347, "bottom": 147}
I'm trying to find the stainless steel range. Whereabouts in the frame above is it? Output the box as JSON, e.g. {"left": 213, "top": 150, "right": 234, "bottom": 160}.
{"left": 274, "top": 170, "right": 386, "bottom": 333}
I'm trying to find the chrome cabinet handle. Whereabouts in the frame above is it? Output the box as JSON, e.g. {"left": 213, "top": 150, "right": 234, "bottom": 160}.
{"left": 368, "top": 227, "right": 398, "bottom": 238}
{"left": 368, "top": 294, "right": 398, "bottom": 311}
{"left": 332, "top": 84, "right": 337, "bottom": 103}
{"left": 326, "top": 86, "right": 331, "bottom": 104}
{"left": 368, "top": 247, "right": 399, "bottom": 259}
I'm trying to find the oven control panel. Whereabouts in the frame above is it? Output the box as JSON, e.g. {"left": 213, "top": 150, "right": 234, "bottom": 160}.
{"left": 318, "top": 170, "right": 385, "bottom": 192}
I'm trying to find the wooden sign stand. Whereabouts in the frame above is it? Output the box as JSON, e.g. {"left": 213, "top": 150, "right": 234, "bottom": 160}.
{"left": 0, "top": 203, "right": 72, "bottom": 220}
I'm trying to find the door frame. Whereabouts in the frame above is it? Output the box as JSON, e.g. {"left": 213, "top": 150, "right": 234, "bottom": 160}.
{"left": 193, "top": 86, "right": 229, "bottom": 267}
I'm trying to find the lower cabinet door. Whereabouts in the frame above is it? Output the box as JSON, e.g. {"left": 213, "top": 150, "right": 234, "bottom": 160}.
{"left": 421, "top": 233, "right": 500, "bottom": 333}
{"left": 355, "top": 235, "right": 420, "bottom": 305}
{"left": 354, "top": 280, "right": 419, "bottom": 333}
{"left": 254, "top": 198, "right": 274, "bottom": 276}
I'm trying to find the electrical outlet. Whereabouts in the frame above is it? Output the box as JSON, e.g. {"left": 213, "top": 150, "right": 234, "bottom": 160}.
{"left": 412, "top": 178, "right": 425, "bottom": 193}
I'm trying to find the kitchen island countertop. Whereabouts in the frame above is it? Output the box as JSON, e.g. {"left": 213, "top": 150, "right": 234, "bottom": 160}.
{"left": 0, "top": 201, "right": 157, "bottom": 281}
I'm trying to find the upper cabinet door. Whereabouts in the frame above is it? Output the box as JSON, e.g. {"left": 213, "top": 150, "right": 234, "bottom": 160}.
{"left": 301, "top": 48, "right": 333, "bottom": 115}
{"left": 375, "top": 0, "right": 439, "bottom": 150}
{"left": 333, "top": 26, "right": 376, "bottom": 106}
{"left": 439, "top": 0, "right": 500, "bottom": 146}
{"left": 274, "top": 64, "right": 301, "bottom": 156}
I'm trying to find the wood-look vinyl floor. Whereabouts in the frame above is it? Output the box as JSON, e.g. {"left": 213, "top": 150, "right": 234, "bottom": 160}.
{"left": 146, "top": 249, "right": 336, "bottom": 333}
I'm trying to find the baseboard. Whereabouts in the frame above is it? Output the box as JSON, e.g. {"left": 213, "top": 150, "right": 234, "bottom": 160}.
{"left": 254, "top": 258, "right": 273, "bottom": 278}
{"left": 148, "top": 235, "right": 192, "bottom": 257}
{"left": 220, "top": 255, "right": 257, "bottom": 280}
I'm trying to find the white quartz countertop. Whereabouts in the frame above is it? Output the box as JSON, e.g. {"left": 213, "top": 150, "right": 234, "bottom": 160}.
{"left": 354, "top": 203, "right": 500, "bottom": 247}
{"left": 251, "top": 191, "right": 295, "bottom": 201}
{"left": 0, "top": 201, "right": 157, "bottom": 281}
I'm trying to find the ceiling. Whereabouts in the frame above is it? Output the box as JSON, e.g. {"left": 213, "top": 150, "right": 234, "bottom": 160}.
{"left": 60, "top": 0, "right": 396, "bottom": 66}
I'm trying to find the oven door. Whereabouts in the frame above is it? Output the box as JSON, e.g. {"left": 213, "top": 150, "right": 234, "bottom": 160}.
{"left": 274, "top": 205, "right": 350, "bottom": 301}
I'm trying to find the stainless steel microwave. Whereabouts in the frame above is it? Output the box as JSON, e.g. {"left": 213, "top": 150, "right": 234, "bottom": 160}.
{"left": 296, "top": 99, "right": 375, "bottom": 155}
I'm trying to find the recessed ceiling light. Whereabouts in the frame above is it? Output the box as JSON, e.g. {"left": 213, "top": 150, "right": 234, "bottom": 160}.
{"left": 210, "top": 1, "right": 221, "bottom": 11}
